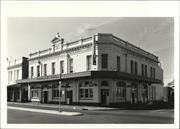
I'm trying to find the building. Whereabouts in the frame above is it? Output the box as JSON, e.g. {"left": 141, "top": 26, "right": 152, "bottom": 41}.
{"left": 7, "top": 57, "right": 28, "bottom": 102}
{"left": 164, "top": 80, "right": 174, "bottom": 103}
{"left": 15, "top": 33, "right": 163, "bottom": 106}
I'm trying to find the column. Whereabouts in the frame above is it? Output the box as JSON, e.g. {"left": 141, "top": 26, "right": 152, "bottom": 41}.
{"left": 28, "top": 84, "right": 31, "bottom": 101}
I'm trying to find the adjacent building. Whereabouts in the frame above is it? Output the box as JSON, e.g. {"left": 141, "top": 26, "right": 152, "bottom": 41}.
{"left": 7, "top": 57, "right": 28, "bottom": 102}
{"left": 164, "top": 80, "right": 174, "bottom": 103}
{"left": 9, "top": 33, "right": 163, "bottom": 106}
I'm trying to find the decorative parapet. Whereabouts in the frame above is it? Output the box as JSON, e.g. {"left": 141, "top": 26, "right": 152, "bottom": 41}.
{"left": 29, "top": 37, "right": 93, "bottom": 59}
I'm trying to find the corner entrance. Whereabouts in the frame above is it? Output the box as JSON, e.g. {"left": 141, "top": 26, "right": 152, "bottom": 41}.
{"left": 101, "top": 89, "right": 109, "bottom": 105}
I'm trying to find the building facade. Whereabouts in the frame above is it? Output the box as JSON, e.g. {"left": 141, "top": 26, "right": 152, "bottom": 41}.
{"left": 15, "top": 33, "right": 163, "bottom": 106}
{"left": 7, "top": 57, "right": 28, "bottom": 102}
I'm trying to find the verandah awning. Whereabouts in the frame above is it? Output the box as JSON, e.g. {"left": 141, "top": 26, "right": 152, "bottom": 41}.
{"left": 16, "top": 71, "right": 162, "bottom": 84}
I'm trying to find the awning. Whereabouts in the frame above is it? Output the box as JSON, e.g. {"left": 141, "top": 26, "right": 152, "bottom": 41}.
{"left": 16, "top": 71, "right": 162, "bottom": 84}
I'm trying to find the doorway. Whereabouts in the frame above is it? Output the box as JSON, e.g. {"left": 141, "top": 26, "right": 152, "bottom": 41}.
{"left": 66, "top": 90, "right": 73, "bottom": 104}
{"left": 101, "top": 89, "right": 109, "bottom": 105}
{"left": 43, "top": 91, "right": 48, "bottom": 103}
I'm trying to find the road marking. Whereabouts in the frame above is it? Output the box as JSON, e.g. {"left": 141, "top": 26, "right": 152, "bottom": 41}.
{"left": 8, "top": 106, "right": 83, "bottom": 116}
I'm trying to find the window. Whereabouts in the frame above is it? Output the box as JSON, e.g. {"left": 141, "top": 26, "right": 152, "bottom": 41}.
{"left": 130, "top": 60, "right": 134, "bottom": 74}
{"left": 131, "top": 60, "right": 138, "bottom": 75}
{"left": 150, "top": 67, "right": 155, "bottom": 79}
{"left": 116, "top": 87, "right": 126, "bottom": 98}
{"left": 10, "top": 71, "right": 13, "bottom": 81}
{"left": 86, "top": 55, "right": 92, "bottom": 71}
{"left": 17, "top": 70, "right": 19, "bottom": 80}
{"left": 135, "top": 62, "right": 138, "bottom": 75}
{"left": 70, "top": 58, "right": 73, "bottom": 73}
{"left": 85, "top": 89, "right": 88, "bottom": 98}
{"left": 31, "top": 90, "right": 38, "bottom": 97}
{"left": 80, "top": 89, "right": 84, "bottom": 98}
{"left": 117, "top": 56, "right": 121, "bottom": 71}
{"left": 89, "top": 88, "right": 93, "bottom": 97}
{"left": 101, "top": 81, "right": 109, "bottom": 86}
{"left": 79, "top": 88, "right": 93, "bottom": 99}
{"left": 153, "top": 68, "right": 155, "bottom": 79}
{"left": 31, "top": 66, "right": 34, "bottom": 78}
{"left": 44, "top": 64, "right": 47, "bottom": 76}
{"left": 60, "top": 61, "right": 64, "bottom": 74}
{"left": 52, "top": 62, "right": 55, "bottom": 75}
{"left": 150, "top": 67, "right": 153, "bottom": 78}
{"left": 53, "top": 89, "right": 61, "bottom": 98}
{"left": 101, "top": 54, "right": 108, "bottom": 69}
{"left": 79, "top": 81, "right": 94, "bottom": 99}
{"left": 116, "top": 81, "right": 126, "bottom": 98}
{"left": 145, "top": 65, "right": 147, "bottom": 77}
{"left": 141, "top": 64, "right": 144, "bottom": 76}
{"left": 37, "top": 65, "right": 40, "bottom": 77}
{"left": 14, "top": 70, "right": 16, "bottom": 81}
{"left": 142, "top": 64, "right": 147, "bottom": 77}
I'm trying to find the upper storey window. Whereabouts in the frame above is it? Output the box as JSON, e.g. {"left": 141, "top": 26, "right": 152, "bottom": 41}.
{"left": 130, "top": 60, "right": 138, "bottom": 75}
{"left": 60, "top": 61, "right": 64, "bottom": 74}
{"left": 52, "top": 62, "right": 55, "bottom": 75}
{"left": 117, "top": 56, "right": 121, "bottom": 71}
{"left": 150, "top": 67, "right": 155, "bottom": 79}
{"left": 101, "top": 54, "right": 108, "bottom": 69}
{"left": 44, "top": 64, "right": 47, "bottom": 76}
{"left": 31, "top": 66, "right": 34, "bottom": 78}
{"left": 37, "top": 65, "right": 40, "bottom": 77}
{"left": 141, "top": 64, "right": 147, "bottom": 77}
{"left": 70, "top": 58, "right": 73, "bottom": 73}
{"left": 86, "top": 55, "right": 92, "bottom": 71}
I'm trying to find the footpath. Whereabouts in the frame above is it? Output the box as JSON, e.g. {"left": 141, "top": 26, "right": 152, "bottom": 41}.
{"left": 7, "top": 102, "right": 118, "bottom": 116}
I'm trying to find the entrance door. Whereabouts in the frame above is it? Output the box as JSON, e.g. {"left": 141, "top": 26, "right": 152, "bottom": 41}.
{"left": 66, "top": 90, "right": 73, "bottom": 104}
{"left": 44, "top": 91, "right": 48, "bottom": 103}
{"left": 131, "top": 88, "right": 138, "bottom": 104}
{"left": 132, "top": 92, "right": 135, "bottom": 104}
{"left": 101, "top": 89, "right": 109, "bottom": 105}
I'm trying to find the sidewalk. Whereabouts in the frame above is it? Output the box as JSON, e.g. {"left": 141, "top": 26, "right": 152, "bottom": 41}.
{"left": 8, "top": 106, "right": 83, "bottom": 116}
{"left": 7, "top": 102, "right": 119, "bottom": 111}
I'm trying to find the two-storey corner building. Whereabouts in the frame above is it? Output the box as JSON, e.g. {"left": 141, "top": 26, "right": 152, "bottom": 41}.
{"left": 7, "top": 57, "right": 29, "bottom": 102}
{"left": 17, "top": 33, "right": 164, "bottom": 106}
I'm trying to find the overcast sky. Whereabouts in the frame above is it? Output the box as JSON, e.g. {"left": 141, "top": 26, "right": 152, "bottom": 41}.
{"left": 7, "top": 17, "right": 174, "bottom": 85}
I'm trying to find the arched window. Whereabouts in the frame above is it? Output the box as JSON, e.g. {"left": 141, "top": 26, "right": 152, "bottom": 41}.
{"left": 101, "top": 81, "right": 109, "bottom": 86}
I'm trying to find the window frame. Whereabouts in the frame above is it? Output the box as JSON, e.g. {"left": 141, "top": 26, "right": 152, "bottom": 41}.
{"left": 101, "top": 54, "right": 108, "bottom": 69}
{"left": 51, "top": 62, "right": 55, "bottom": 75}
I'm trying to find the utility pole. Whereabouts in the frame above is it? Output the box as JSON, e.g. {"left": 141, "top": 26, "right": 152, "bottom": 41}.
{"left": 59, "top": 81, "right": 62, "bottom": 112}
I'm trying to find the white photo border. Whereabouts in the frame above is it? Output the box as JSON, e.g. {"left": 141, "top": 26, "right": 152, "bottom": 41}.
{"left": 1, "top": 1, "right": 179, "bottom": 129}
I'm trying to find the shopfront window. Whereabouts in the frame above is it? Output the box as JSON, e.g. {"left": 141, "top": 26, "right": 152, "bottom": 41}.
{"left": 79, "top": 82, "right": 93, "bottom": 99}
{"left": 116, "top": 81, "right": 126, "bottom": 98}
{"left": 79, "top": 88, "right": 93, "bottom": 99}
{"left": 31, "top": 90, "right": 38, "bottom": 97}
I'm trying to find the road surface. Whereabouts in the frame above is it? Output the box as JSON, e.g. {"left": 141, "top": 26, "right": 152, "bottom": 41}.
{"left": 7, "top": 108, "right": 174, "bottom": 124}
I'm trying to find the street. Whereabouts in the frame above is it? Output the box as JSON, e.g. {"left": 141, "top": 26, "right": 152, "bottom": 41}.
{"left": 7, "top": 108, "right": 174, "bottom": 124}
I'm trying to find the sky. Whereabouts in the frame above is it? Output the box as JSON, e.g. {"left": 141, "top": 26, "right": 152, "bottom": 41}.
{"left": 7, "top": 17, "right": 174, "bottom": 85}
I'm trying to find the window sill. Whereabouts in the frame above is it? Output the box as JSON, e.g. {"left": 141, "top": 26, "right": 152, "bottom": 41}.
{"left": 80, "top": 98, "right": 93, "bottom": 100}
